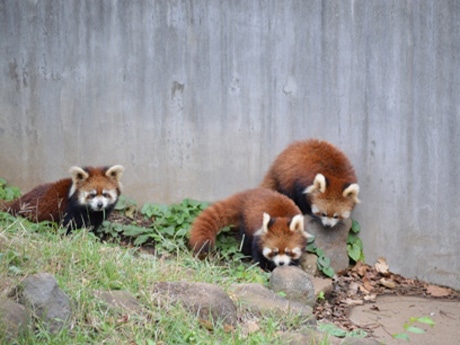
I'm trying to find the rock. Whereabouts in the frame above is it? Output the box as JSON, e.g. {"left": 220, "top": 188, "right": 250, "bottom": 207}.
{"left": 300, "top": 253, "right": 319, "bottom": 275}
{"left": 151, "top": 282, "right": 237, "bottom": 326}
{"left": 228, "top": 283, "right": 315, "bottom": 325}
{"left": 305, "top": 215, "right": 352, "bottom": 273}
{"left": 269, "top": 266, "right": 316, "bottom": 307}
{"left": 93, "top": 290, "right": 144, "bottom": 315}
{"left": 0, "top": 299, "right": 29, "bottom": 340}
{"left": 311, "top": 276, "right": 333, "bottom": 297}
{"left": 19, "top": 273, "right": 72, "bottom": 334}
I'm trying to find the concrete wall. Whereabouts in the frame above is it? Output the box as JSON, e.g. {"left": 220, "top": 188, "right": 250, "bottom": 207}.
{"left": 0, "top": 1, "right": 459, "bottom": 289}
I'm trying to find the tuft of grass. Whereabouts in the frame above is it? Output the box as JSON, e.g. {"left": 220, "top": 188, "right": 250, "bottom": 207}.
{"left": 0, "top": 178, "right": 356, "bottom": 344}
{"left": 1, "top": 214, "right": 317, "bottom": 344}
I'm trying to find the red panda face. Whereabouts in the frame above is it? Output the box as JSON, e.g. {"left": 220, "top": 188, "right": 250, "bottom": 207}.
{"left": 305, "top": 173, "right": 359, "bottom": 228}
{"left": 69, "top": 165, "right": 124, "bottom": 211}
{"left": 258, "top": 213, "right": 311, "bottom": 267}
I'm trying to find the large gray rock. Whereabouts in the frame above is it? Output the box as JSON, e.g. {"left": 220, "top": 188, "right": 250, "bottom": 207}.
{"left": 0, "top": 299, "right": 29, "bottom": 340}
{"left": 19, "top": 273, "right": 72, "bottom": 334}
{"left": 269, "top": 266, "right": 316, "bottom": 307}
{"left": 151, "top": 282, "right": 237, "bottom": 326}
{"left": 305, "top": 215, "right": 352, "bottom": 273}
{"left": 228, "top": 283, "right": 315, "bottom": 325}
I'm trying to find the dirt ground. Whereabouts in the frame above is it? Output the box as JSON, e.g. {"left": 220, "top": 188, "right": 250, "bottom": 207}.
{"left": 350, "top": 295, "right": 460, "bottom": 344}
{"left": 314, "top": 259, "right": 460, "bottom": 344}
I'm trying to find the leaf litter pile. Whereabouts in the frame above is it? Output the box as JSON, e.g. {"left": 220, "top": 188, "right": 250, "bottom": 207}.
{"left": 314, "top": 257, "right": 460, "bottom": 334}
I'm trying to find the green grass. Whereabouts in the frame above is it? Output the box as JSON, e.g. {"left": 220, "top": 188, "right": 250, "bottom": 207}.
{"left": 0, "top": 179, "right": 341, "bottom": 344}
{"left": 0, "top": 213, "right": 332, "bottom": 345}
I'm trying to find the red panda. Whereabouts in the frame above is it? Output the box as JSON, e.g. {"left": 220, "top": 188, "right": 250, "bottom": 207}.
{"left": 1, "top": 165, "right": 124, "bottom": 232}
{"left": 260, "top": 139, "right": 360, "bottom": 228}
{"left": 189, "top": 188, "right": 312, "bottom": 271}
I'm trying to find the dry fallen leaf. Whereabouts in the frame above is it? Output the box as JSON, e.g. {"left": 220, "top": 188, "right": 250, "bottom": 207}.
{"left": 364, "top": 294, "right": 377, "bottom": 302}
{"left": 199, "top": 319, "right": 214, "bottom": 331}
{"left": 344, "top": 298, "right": 364, "bottom": 306}
{"left": 362, "top": 277, "right": 374, "bottom": 292}
{"left": 374, "top": 257, "right": 389, "bottom": 274}
{"left": 352, "top": 261, "right": 368, "bottom": 277}
{"left": 379, "top": 278, "right": 396, "bottom": 289}
{"left": 426, "top": 285, "right": 451, "bottom": 297}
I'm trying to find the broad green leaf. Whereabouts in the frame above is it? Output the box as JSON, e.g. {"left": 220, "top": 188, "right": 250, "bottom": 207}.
{"left": 405, "top": 326, "right": 425, "bottom": 334}
{"left": 348, "top": 243, "right": 362, "bottom": 262}
{"left": 317, "top": 255, "right": 331, "bottom": 267}
{"left": 133, "top": 234, "right": 153, "bottom": 246}
{"left": 411, "top": 316, "right": 435, "bottom": 327}
{"left": 351, "top": 219, "right": 361, "bottom": 233}
{"left": 393, "top": 333, "right": 410, "bottom": 341}
{"left": 322, "top": 266, "right": 335, "bottom": 278}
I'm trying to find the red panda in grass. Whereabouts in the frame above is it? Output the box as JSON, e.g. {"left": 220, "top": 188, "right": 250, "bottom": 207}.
{"left": 1, "top": 165, "right": 124, "bottom": 232}
{"left": 261, "top": 139, "right": 360, "bottom": 228}
{"left": 189, "top": 188, "right": 312, "bottom": 271}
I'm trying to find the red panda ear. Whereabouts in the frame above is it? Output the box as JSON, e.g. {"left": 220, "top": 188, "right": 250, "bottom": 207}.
{"left": 304, "top": 173, "right": 326, "bottom": 194}
{"left": 289, "top": 214, "right": 304, "bottom": 232}
{"left": 69, "top": 166, "right": 89, "bottom": 184}
{"left": 290, "top": 214, "right": 314, "bottom": 239}
{"left": 343, "top": 183, "right": 360, "bottom": 203}
{"left": 261, "top": 212, "right": 271, "bottom": 234}
{"left": 106, "top": 165, "right": 125, "bottom": 181}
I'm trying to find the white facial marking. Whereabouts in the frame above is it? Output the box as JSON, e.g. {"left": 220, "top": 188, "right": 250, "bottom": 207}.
{"left": 311, "top": 205, "right": 320, "bottom": 214}
{"left": 263, "top": 247, "right": 272, "bottom": 258}
{"left": 292, "top": 247, "right": 302, "bottom": 260}
{"left": 321, "top": 216, "right": 339, "bottom": 228}
{"left": 342, "top": 211, "right": 351, "bottom": 219}
{"left": 272, "top": 254, "right": 291, "bottom": 267}
{"left": 79, "top": 189, "right": 118, "bottom": 211}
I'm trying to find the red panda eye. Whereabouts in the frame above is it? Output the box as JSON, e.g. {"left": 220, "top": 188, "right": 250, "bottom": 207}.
{"left": 102, "top": 192, "right": 110, "bottom": 198}
{"left": 322, "top": 213, "right": 327, "bottom": 217}
{"left": 333, "top": 215, "right": 339, "bottom": 219}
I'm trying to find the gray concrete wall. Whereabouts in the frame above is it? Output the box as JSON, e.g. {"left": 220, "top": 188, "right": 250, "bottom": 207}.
{"left": 0, "top": 1, "right": 459, "bottom": 289}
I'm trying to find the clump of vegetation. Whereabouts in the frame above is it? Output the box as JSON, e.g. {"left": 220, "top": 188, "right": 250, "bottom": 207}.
{"left": 0, "top": 177, "right": 21, "bottom": 201}
{"left": 393, "top": 316, "right": 435, "bottom": 341}
{"left": 97, "top": 196, "right": 209, "bottom": 253}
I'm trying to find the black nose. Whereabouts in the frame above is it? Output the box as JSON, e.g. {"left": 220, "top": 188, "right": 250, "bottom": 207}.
{"left": 278, "top": 261, "right": 285, "bottom": 266}
{"left": 97, "top": 202, "right": 103, "bottom": 208}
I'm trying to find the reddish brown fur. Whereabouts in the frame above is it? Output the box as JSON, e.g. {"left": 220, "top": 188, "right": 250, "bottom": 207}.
{"left": 2, "top": 166, "right": 122, "bottom": 224}
{"left": 260, "top": 139, "right": 358, "bottom": 219}
{"left": 188, "top": 188, "right": 302, "bottom": 256}
{"left": 2, "top": 179, "right": 73, "bottom": 222}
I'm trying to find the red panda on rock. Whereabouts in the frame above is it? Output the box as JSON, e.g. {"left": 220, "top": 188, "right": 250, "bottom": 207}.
{"left": 189, "top": 188, "right": 312, "bottom": 271}
{"left": 261, "top": 139, "right": 360, "bottom": 228}
{"left": 1, "top": 165, "right": 124, "bottom": 233}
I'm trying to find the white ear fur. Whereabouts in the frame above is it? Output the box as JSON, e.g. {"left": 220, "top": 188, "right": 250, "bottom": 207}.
{"left": 290, "top": 214, "right": 314, "bottom": 239}
{"left": 289, "top": 214, "right": 304, "bottom": 232}
{"left": 261, "top": 212, "right": 271, "bottom": 234}
{"left": 106, "top": 165, "right": 125, "bottom": 181}
{"left": 69, "top": 166, "right": 89, "bottom": 184}
{"left": 304, "top": 173, "right": 326, "bottom": 194}
{"left": 343, "top": 183, "right": 360, "bottom": 204}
